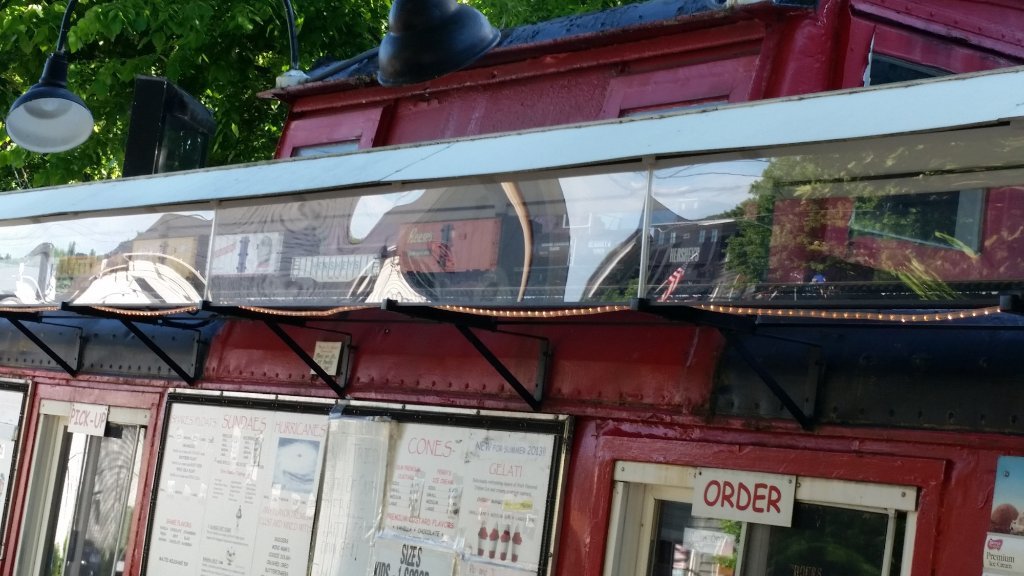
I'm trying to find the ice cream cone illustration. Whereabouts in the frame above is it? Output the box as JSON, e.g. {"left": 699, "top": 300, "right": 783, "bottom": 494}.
{"left": 511, "top": 523, "right": 522, "bottom": 563}
{"left": 488, "top": 522, "right": 499, "bottom": 559}
{"left": 477, "top": 517, "right": 487, "bottom": 556}
{"left": 500, "top": 520, "right": 511, "bottom": 561}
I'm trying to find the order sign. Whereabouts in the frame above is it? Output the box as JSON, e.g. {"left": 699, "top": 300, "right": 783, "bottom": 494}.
{"left": 692, "top": 468, "right": 795, "bottom": 527}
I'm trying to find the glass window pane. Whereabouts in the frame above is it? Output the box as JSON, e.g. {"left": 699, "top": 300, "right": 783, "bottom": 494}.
{"left": 763, "top": 503, "right": 892, "bottom": 576}
{"left": 649, "top": 501, "right": 738, "bottom": 576}
{"left": 209, "top": 172, "right": 648, "bottom": 306}
{"left": 0, "top": 212, "right": 212, "bottom": 307}
{"left": 22, "top": 421, "right": 144, "bottom": 576}
{"left": 648, "top": 124, "right": 1024, "bottom": 306}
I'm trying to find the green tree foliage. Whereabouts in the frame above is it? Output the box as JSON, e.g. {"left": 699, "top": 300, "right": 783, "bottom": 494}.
{"left": 0, "top": 0, "right": 627, "bottom": 192}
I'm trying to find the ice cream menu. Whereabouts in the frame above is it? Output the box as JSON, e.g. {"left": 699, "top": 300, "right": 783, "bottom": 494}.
{"left": 0, "top": 386, "right": 26, "bottom": 548}
{"left": 145, "top": 403, "right": 328, "bottom": 576}
{"left": 380, "top": 423, "right": 557, "bottom": 575}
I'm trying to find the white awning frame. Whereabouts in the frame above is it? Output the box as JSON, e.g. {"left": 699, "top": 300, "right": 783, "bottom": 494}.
{"left": 2, "top": 65, "right": 1024, "bottom": 226}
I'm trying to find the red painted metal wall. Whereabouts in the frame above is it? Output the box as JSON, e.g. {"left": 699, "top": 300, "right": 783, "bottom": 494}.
{"left": 6, "top": 2, "right": 1024, "bottom": 576}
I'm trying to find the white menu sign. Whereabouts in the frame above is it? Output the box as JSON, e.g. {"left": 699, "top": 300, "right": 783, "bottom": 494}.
{"left": 145, "top": 403, "right": 328, "bottom": 576}
{"left": 381, "top": 424, "right": 556, "bottom": 573}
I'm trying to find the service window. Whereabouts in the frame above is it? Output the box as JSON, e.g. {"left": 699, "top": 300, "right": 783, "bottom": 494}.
{"left": 604, "top": 463, "right": 917, "bottom": 576}
{"left": 14, "top": 401, "right": 149, "bottom": 576}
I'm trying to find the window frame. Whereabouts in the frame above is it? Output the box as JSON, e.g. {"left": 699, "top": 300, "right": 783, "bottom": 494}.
{"left": 604, "top": 462, "right": 918, "bottom": 576}
{"left": 12, "top": 399, "right": 151, "bottom": 576}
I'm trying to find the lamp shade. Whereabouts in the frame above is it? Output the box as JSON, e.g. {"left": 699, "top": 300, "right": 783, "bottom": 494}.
{"left": 377, "top": 0, "right": 500, "bottom": 87}
{"left": 6, "top": 53, "right": 93, "bottom": 153}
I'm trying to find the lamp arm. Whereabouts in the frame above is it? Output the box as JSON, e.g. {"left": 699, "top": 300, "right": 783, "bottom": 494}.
{"left": 280, "top": 0, "right": 300, "bottom": 71}
{"left": 55, "top": 0, "right": 78, "bottom": 54}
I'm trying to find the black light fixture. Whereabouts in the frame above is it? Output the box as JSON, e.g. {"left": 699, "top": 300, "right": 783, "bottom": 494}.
{"left": 377, "top": 0, "right": 500, "bottom": 87}
{"left": 5, "top": 0, "right": 93, "bottom": 153}
{"left": 6, "top": 0, "right": 305, "bottom": 154}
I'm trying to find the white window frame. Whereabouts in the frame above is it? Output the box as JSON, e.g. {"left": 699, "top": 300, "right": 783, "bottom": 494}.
{"left": 604, "top": 462, "right": 918, "bottom": 576}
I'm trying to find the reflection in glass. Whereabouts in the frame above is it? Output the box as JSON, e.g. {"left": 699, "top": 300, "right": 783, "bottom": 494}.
{"left": 649, "top": 501, "right": 738, "bottom": 576}
{"left": 647, "top": 126, "right": 1024, "bottom": 306}
{"left": 763, "top": 503, "right": 891, "bottom": 576}
{"left": 209, "top": 173, "right": 648, "bottom": 306}
{"left": 38, "top": 424, "right": 144, "bottom": 576}
{"left": 0, "top": 212, "right": 212, "bottom": 307}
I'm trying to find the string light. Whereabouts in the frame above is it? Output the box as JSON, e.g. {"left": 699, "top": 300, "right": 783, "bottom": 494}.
{"left": 89, "top": 305, "right": 201, "bottom": 317}
{"left": 695, "top": 304, "right": 1002, "bottom": 323}
{"left": 435, "top": 304, "right": 631, "bottom": 318}
{"left": 0, "top": 305, "right": 60, "bottom": 314}
{"left": 236, "top": 304, "right": 372, "bottom": 318}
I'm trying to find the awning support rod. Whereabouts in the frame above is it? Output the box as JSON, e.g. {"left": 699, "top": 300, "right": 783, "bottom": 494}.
{"left": 382, "top": 300, "right": 549, "bottom": 411}
{"left": 117, "top": 319, "right": 197, "bottom": 386}
{"left": 634, "top": 298, "right": 815, "bottom": 430}
{"left": 721, "top": 331, "right": 815, "bottom": 431}
{"left": 455, "top": 325, "right": 547, "bottom": 412}
{"left": 264, "top": 320, "right": 347, "bottom": 398}
{"left": 200, "top": 303, "right": 351, "bottom": 397}
{"left": 5, "top": 316, "right": 81, "bottom": 377}
{"left": 61, "top": 304, "right": 201, "bottom": 386}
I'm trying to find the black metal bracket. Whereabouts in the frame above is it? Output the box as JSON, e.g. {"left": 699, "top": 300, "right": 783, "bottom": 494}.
{"left": 634, "top": 298, "right": 817, "bottom": 430}
{"left": 381, "top": 300, "right": 550, "bottom": 411}
{"left": 202, "top": 303, "right": 350, "bottom": 397}
{"left": 0, "top": 311, "right": 82, "bottom": 377}
{"left": 265, "top": 320, "right": 348, "bottom": 398}
{"left": 116, "top": 318, "right": 197, "bottom": 385}
{"left": 62, "top": 304, "right": 200, "bottom": 385}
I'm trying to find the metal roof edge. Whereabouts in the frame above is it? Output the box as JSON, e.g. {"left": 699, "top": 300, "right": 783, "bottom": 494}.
{"left": 2, "top": 64, "right": 1020, "bottom": 225}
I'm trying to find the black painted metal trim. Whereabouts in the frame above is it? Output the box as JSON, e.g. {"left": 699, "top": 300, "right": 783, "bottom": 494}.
{"left": 4, "top": 317, "right": 81, "bottom": 377}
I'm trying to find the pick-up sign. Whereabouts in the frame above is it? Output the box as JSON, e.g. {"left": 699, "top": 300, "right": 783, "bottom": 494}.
{"left": 68, "top": 403, "right": 109, "bottom": 437}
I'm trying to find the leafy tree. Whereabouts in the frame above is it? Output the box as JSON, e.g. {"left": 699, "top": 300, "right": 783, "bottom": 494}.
{"left": 0, "top": 0, "right": 626, "bottom": 192}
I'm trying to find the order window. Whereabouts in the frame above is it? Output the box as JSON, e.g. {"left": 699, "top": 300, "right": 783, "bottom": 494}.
{"left": 14, "top": 401, "right": 148, "bottom": 576}
{"left": 604, "top": 463, "right": 917, "bottom": 576}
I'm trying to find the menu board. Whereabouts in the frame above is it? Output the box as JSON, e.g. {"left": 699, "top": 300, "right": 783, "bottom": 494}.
{"left": 145, "top": 403, "right": 328, "bottom": 576}
{"left": 0, "top": 384, "right": 27, "bottom": 556}
{"left": 379, "top": 423, "right": 558, "bottom": 575}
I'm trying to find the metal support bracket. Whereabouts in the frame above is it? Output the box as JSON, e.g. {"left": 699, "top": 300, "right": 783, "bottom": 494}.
{"left": 382, "top": 300, "right": 550, "bottom": 411}
{"left": 116, "top": 319, "right": 198, "bottom": 386}
{"left": 62, "top": 304, "right": 201, "bottom": 385}
{"left": 201, "top": 303, "right": 351, "bottom": 397}
{"left": 1, "top": 312, "right": 82, "bottom": 377}
{"left": 264, "top": 320, "right": 348, "bottom": 398}
{"left": 721, "top": 331, "right": 815, "bottom": 431}
{"left": 634, "top": 298, "right": 816, "bottom": 430}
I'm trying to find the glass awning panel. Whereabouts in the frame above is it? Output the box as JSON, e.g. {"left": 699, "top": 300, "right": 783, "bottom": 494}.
{"left": 1, "top": 66, "right": 1023, "bottom": 310}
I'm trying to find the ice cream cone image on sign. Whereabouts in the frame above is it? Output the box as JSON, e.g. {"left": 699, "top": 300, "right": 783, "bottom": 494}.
{"left": 488, "top": 522, "right": 499, "bottom": 559}
{"left": 511, "top": 523, "right": 522, "bottom": 563}
{"left": 500, "top": 520, "right": 511, "bottom": 561}
{"left": 477, "top": 518, "right": 487, "bottom": 556}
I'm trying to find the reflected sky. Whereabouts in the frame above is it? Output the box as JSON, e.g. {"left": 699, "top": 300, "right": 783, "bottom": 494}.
{"left": 0, "top": 212, "right": 212, "bottom": 258}
{"left": 652, "top": 159, "right": 767, "bottom": 221}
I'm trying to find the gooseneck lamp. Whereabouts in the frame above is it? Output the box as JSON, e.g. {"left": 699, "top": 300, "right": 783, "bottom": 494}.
{"left": 6, "top": 0, "right": 94, "bottom": 153}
